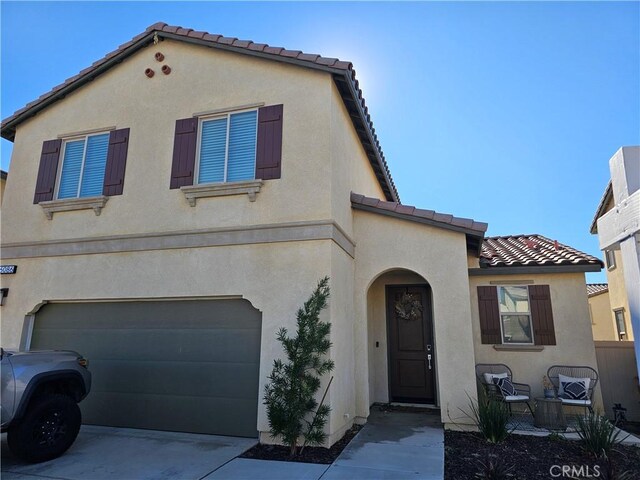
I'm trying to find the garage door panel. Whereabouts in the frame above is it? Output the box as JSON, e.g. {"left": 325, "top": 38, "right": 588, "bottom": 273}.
{"left": 89, "top": 360, "right": 260, "bottom": 398}
{"left": 33, "top": 328, "right": 261, "bottom": 363}
{"left": 31, "top": 300, "right": 261, "bottom": 438}
{"left": 83, "top": 392, "right": 258, "bottom": 437}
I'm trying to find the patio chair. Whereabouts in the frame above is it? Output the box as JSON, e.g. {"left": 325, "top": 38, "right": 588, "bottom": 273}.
{"left": 547, "top": 365, "right": 598, "bottom": 414}
{"left": 475, "top": 363, "right": 533, "bottom": 415}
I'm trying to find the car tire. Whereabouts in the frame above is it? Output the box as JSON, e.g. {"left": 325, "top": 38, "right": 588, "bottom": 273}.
{"left": 7, "top": 394, "right": 82, "bottom": 463}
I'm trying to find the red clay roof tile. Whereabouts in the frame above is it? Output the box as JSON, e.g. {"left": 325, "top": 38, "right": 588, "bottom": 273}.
{"left": 587, "top": 283, "right": 609, "bottom": 296}
{"left": 480, "top": 234, "right": 602, "bottom": 268}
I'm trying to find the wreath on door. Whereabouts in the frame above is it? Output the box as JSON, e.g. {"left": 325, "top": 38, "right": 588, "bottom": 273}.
{"left": 395, "top": 293, "right": 423, "bottom": 321}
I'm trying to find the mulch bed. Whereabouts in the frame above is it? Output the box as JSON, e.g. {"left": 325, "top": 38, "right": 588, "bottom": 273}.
{"left": 445, "top": 430, "right": 640, "bottom": 480}
{"left": 239, "top": 424, "right": 363, "bottom": 464}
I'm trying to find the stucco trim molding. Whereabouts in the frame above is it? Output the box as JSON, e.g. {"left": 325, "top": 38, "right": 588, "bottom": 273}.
{"left": 180, "top": 180, "right": 263, "bottom": 206}
{"left": 39, "top": 196, "right": 109, "bottom": 220}
{"left": 1, "top": 220, "right": 356, "bottom": 259}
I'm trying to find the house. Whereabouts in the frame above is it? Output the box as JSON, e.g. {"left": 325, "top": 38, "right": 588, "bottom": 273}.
{"left": 590, "top": 147, "right": 640, "bottom": 379}
{"left": 0, "top": 23, "right": 604, "bottom": 444}
{"left": 587, "top": 284, "right": 623, "bottom": 341}
{"left": 0, "top": 169, "right": 6, "bottom": 207}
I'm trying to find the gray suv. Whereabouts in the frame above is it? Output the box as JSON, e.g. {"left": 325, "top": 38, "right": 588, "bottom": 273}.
{"left": 1, "top": 348, "right": 92, "bottom": 463}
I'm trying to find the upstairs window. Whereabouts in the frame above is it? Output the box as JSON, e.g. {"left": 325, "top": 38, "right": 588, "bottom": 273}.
{"left": 605, "top": 249, "right": 616, "bottom": 270}
{"left": 498, "top": 286, "right": 534, "bottom": 345}
{"left": 57, "top": 133, "right": 110, "bottom": 199}
{"left": 614, "top": 309, "right": 627, "bottom": 340}
{"left": 196, "top": 110, "right": 258, "bottom": 184}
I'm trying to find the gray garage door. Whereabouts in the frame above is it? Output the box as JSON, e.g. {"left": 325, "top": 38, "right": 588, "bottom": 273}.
{"left": 31, "top": 300, "right": 262, "bottom": 437}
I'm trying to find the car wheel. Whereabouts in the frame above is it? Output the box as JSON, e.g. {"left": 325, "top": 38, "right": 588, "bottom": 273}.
{"left": 7, "top": 394, "right": 82, "bottom": 463}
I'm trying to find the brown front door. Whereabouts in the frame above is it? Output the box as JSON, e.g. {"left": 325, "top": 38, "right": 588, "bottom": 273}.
{"left": 387, "top": 285, "right": 436, "bottom": 404}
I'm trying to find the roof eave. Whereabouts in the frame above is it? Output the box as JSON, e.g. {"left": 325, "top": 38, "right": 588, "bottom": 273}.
{"left": 352, "top": 202, "right": 486, "bottom": 249}
{"left": 589, "top": 182, "right": 613, "bottom": 235}
{"left": 469, "top": 263, "right": 603, "bottom": 276}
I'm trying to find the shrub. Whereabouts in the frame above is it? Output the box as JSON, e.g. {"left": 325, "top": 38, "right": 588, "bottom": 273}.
{"left": 475, "top": 456, "right": 514, "bottom": 480}
{"left": 467, "top": 391, "right": 511, "bottom": 444}
{"left": 575, "top": 412, "right": 625, "bottom": 457}
{"left": 263, "top": 277, "right": 335, "bottom": 456}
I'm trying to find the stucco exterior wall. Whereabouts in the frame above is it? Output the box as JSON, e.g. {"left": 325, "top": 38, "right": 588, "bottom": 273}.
{"left": 589, "top": 291, "right": 617, "bottom": 341}
{"left": 469, "top": 272, "right": 604, "bottom": 410}
{"left": 2, "top": 39, "right": 335, "bottom": 245}
{"left": 600, "top": 197, "right": 633, "bottom": 340}
{"left": 329, "top": 82, "right": 386, "bottom": 237}
{"left": 605, "top": 248, "right": 634, "bottom": 340}
{"left": 352, "top": 210, "right": 477, "bottom": 427}
{"left": 0, "top": 239, "right": 347, "bottom": 439}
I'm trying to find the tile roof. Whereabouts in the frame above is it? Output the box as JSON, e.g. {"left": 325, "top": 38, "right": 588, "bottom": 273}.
{"left": 586, "top": 283, "right": 609, "bottom": 297}
{"left": 590, "top": 181, "right": 612, "bottom": 234}
{"left": 1, "top": 22, "right": 398, "bottom": 202}
{"left": 350, "top": 192, "right": 488, "bottom": 238}
{"left": 480, "top": 234, "right": 603, "bottom": 269}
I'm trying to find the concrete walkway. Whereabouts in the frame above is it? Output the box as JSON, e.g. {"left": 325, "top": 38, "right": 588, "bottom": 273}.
{"left": 2, "top": 408, "right": 444, "bottom": 480}
{"left": 208, "top": 407, "right": 444, "bottom": 479}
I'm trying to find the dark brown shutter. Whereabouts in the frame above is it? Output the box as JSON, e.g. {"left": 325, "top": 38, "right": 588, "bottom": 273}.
{"left": 170, "top": 118, "right": 198, "bottom": 189}
{"left": 33, "top": 139, "right": 62, "bottom": 204}
{"left": 477, "top": 286, "right": 502, "bottom": 344}
{"left": 529, "top": 285, "right": 556, "bottom": 345}
{"left": 103, "top": 128, "right": 130, "bottom": 196}
{"left": 255, "top": 104, "right": 283, "bottom": 180}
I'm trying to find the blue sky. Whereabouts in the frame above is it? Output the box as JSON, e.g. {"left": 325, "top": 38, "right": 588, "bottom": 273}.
{"left": 2, "top": 2, "right": 639, "bottom": 283}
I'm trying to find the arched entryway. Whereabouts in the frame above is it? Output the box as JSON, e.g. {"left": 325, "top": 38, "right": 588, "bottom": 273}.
{"left": 366, "top": 269, "right": 437, "bottom": 406}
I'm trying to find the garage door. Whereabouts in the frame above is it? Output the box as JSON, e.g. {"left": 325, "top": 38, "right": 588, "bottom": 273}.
{"left": 31, "top": 300, "right": 261, "bottom": 437}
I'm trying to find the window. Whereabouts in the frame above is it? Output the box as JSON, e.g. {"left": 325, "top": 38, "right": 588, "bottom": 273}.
{"left": 614, "top": 309, "right": 627, "bottom": 340}
{"left": 196, "top": 110, "right": 258, "bottom": 184}
{"left": 57, "top": 133, "right": 110, "bottom": 199}
{"left": 605, "top": 249, "right": 616, "bottom": 270}
{"left": 498, "top": 286, "right": 534, "bottom": 344}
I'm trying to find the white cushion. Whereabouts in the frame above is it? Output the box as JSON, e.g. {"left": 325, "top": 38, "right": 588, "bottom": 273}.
{"left": 558, "top": 374, "right": 591, "bottom": 396}
{"left": 559, "top": 398, "right": 592, "bottom": 406}
{"left": 483, "top": 372, "right": 508, "bottom": 384}
{"left": 504, "top": 395, "right": 529, "bottom": 401}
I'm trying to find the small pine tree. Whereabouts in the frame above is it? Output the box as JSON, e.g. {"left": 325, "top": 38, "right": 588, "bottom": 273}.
{"left": 263, "top": 277, "right": 335, "bottom": 456}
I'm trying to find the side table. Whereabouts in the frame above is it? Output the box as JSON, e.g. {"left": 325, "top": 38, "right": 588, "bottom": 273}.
{"left": 534, "top": 397, "right": 567, "bottom": 430}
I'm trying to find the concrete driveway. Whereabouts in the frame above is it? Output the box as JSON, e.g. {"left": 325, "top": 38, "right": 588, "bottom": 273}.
{"left": 1, "top": 425, "right": 256, "bottom": 480}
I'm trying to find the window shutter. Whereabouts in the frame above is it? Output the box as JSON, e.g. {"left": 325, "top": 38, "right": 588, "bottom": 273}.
{"left": 477, "top": 286, "right": 501, "bottom": 344}
{"left": 33, "top": 139, "right": 62, "bottom": 204}
{"left": 170, "top": 118, "right": 198, "bottom": 189}
{"left": 255, "top": 104, "right": 283, "bottom": 180}
{"left": 103, "top": 128, "right": 130, "bottom": 196}
{"left": 529, "top": 285, "right": 556, "bottom": 345}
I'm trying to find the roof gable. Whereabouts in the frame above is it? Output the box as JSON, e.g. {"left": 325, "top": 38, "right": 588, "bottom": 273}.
{"left": 1, "top": 22, "right": 398, "bottom": 202}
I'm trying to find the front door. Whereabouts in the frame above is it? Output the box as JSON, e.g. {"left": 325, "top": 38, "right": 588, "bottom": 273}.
{"left": 387, "top": 285, "right": 436, "bottom": 404}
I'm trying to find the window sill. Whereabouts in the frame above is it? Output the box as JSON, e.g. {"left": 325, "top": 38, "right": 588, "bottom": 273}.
{"left": 493, "top": 344, "right": 545, "bottom": 352}
{"left": 40, "top": 196, "right": 109, "bottom": 220}
{"left": 181, "top": 180, "right": 263, "bottom": 206}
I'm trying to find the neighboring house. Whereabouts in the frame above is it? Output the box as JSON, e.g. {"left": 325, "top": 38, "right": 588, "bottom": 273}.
{"left": 0, "top": 169, "right": 6, "bottom": 207}
{"left": 591, "top": 148, "right": 640, "bottom": 359}
{"left": 0, "top": 23, "right": 604, "bottom": 444}
{"left": 587, "top": 284, "right": 622, "bottom": 341}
